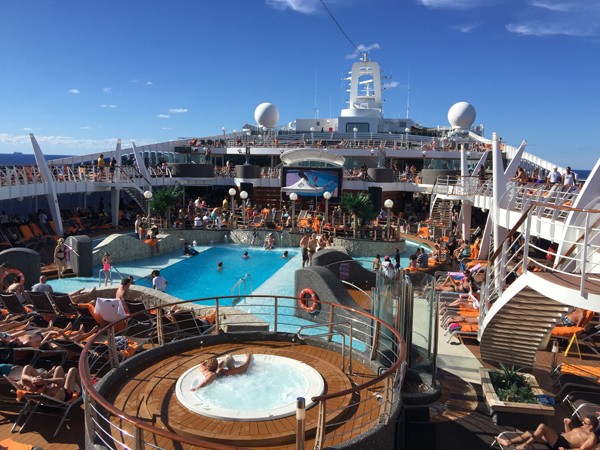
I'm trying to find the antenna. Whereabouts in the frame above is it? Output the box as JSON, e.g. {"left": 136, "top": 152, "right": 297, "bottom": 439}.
{"left": 406, "top": 67, "right": 411, "bottom": 119}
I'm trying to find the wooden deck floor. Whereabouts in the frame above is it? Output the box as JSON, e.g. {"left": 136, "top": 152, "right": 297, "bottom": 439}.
{"left": 104, "top": 340, "right": 384, "bottom": 450}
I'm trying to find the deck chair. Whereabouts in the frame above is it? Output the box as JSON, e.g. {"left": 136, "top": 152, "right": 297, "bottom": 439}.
{"left": 0, "top": 293, "right": 32, "bottom": 318}
{"left": 70, "top": 304, "right": 101, "bottom": 331}
{"left": 15, "top": 390, "right": 83, "bottom": 439}
{"left": 47, "top": 293, "right": 78, "bottom": 321}
{"left": 170, "top": 310, "right": 213, "bottom": 339}
{"left": 26, "top": 291, "right": 57, "bottom": 321}
{"left": 564, "top": 391, "right": 600, "bottom": 422}
{"left": 491, "top": 431, "right": 552, "bottom": 449}
{"left": 30, "top": 223, "right": 59, "bottom": 243}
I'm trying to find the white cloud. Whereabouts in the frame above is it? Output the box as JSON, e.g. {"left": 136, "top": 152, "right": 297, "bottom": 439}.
{"left": 146, "top": 81, "right": 153, "bottom": 85}
{"left": 101, "top": 104, "right": 117, "bottom": 108}
{"left": 68, "top": 89, "right": 79, "bottom": 94}
{"left": 506, "top": 21, "right": 594, "bottom": 36}
{"left": 101, "top": 104, "right": 107, "bottom": 108}
{"left": 103, "top": 87, "right": 112, "bottom": 93}
{"left": 451, "top": 23, "right": 481, "bottom": 33}
{"left": 162, "top": 127, "right": 172, "bottom": 130}
{"left": 157, "top": 114, "right": 170, "bottom": 118}
{"left": 109, "top": 105, "right": 117, "bottom": 108}
{"left": 80, "top": 126, "right": 91, "bottom": 130}
{"left": 130, "top": 79, "right": 139, "bottom": 83}
{"left": 508, "top": 1, "right": 600, "bottom": 37}
{"left": 530, "top": 1, "right": 574, "bottom": 12}
{"left": 265, "top": 0, "right": 321, "bottom": 14}
{"left": 382, "top": 81, "right": 400, "bottom": 89}
{"left": 418, "top": 0, "right": 485, "bottom": 10}
{"left": 345, "top": 43, "right": 380, "bottom": 59}
{"left": 23, "top": 128, "right": 32, "bottom": 131}
{"left": 0, "top": 133, "right": 157, "bottom": 155}
{"left": 168, "top": 108, "right": 188, "bottom": 113}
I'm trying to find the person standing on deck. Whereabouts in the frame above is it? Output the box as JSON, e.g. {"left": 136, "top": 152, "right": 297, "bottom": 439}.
{"left": 300, "top": 232, "right": 310, "bottom": 268}
{"left": 152, "top": 270, "right": 168, "bottom": 292}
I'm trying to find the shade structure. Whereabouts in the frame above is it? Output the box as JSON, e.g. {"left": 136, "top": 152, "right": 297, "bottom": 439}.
{"left": 280, "top": 149, "right": 345, "bottom": 167}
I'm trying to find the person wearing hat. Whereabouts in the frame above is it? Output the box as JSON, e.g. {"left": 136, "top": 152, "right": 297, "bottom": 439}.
{"left": 381, "top": 256, "right": 395, "bottom": 279}
{"left": 547, "top": 166, "right": 561, "bottom": 185}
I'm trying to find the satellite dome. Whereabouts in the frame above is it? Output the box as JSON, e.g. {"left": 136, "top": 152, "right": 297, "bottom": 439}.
{"left": 448, "top": 102, "right": 476, "bottom": 130}
{"left": 254, "top": 103, "right": 279, "bottom": 128}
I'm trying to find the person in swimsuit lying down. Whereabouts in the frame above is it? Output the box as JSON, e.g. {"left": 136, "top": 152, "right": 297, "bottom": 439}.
{"left": 190, "top": 353, "right": 252, "bottom": 391}
{"left": 436, "top": 271, "right": 473, "bottom": 293}
{"left": 442, "top": 287, "right": 480, "bottom": 310}
{"left": 557, "top": 308, "right": 588, "bottom": 327}
{"left": 495, "top": 415, "right": 598, "bottom": 450}
{"left": 7, "top": 365, "right": 81, "bottom": 402}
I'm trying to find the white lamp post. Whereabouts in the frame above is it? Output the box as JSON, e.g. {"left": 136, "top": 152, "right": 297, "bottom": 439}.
{"left": 353, "top": 127, "right": 358, "bottom": 148}
{"left": 310, "top": 127, "right": 314, "bottom": 145}
{"left": 240, "top": 190, "right": 248, "bottom": 228}
{"left": 228, "top": 187, "right": 237, "bottom": 227}
{"left": 290, "top": 192, "right": 298, "bottom": 232}
{"left": 144, "top": 190, "right": 153, "bottom": 216}
{"left": 222, "top": 126, "right": 226, "bottom": 142}
{"left": 323, "top": 191, "right": 332, "bottom": 226}
{"left": 384, "top": 199, "right": 394, "bottom": 240}
{"left": 246, "top": 131, "right": 251, "bottom": 145}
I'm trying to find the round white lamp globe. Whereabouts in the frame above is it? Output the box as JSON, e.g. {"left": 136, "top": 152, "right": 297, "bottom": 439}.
{"left": 144, "top": 190, "right": 153, "bottom": 200}
{"left": 384, "top": 199, "right": 394, "bottom": 209}
{"left": 289, "top": 193, "right": 298, "bottom": 201}
{"left": 323, "top": 191, "right": 332, "bottom": 200}
{"left": 240, "top": 191, "right": 248, "bottom": 200}
{"left": 228, "top": 188, "right": 237, "bottom": 196}
{"left": 254, "top": 103, "right": 279, "bottom": 128}
{"left": 448, "top": 102, "right": 476, "bottom": 130}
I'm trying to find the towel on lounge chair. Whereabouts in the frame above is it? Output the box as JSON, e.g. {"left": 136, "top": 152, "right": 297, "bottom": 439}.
{"left": 0, "top": 438, "right": 34, "bottom": 450}
{"left": 552, "top": 310, "right": 595, "bottom": 336}
{"left": 555, "top": 364, "right": 600, "bottom": 379}
{"left": 94, "top": 298, "right": 127, "bottom": 323}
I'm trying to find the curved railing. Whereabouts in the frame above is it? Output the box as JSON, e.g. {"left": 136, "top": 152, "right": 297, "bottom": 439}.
{"left": 79, "top": 295, "right": 406, "bottom": 450}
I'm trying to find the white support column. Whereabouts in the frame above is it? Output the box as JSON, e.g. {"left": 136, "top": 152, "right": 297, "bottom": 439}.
{"left": 460, "top": 144, "right": 468, "bottom": 177}
{"left": 491, "top": 132, "right": 505, "bottom": 252}
{"left": 460, "top": 144, "right": 472, "bottom": 241}
{"left": 30, "top": 134, "right": 64, "bottom": 237}
{"left": 111, "top": 187, "right": 120, "bottom": 227}
{"left": 114, "top": 139, "right": 122, "bottom": 167}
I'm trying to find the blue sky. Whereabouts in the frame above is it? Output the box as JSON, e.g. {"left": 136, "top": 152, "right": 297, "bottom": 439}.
{"left": 1, "top": 0, "right": 598, "bottom": 167}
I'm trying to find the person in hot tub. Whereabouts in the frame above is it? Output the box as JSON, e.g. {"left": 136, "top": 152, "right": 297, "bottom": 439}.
{"left": 190, "top": 353, "right": 252, "bottom": 391}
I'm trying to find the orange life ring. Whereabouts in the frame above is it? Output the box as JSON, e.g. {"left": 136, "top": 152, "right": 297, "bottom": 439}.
{"left": 5, "top": 269, "right": 24, "bottom": 284}
{"left": 299, "top": 288, "right": 319, "bottom": 312}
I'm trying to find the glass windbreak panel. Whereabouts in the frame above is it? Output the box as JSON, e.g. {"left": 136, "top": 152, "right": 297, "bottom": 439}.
{"left": 425, "top": 159, "right": 460, "bottom": 170}
{"left": 408, "top": 272, "right": 436, "bottom": 374}
{"left": 373, "top": 272, "right": 399, "bottom": 368}
{"left": 345, "top": 123, "right": 370, "bottom": 133}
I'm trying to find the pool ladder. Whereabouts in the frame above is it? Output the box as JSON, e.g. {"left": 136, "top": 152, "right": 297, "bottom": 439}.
{"left": 297, "top": 321, "right": 353, "bottom": 375}
{"left": 98, "top": 266, "right": 126, "bottom": 287}
{"left": 231, "top": 274, "right": 252, "bottom": 305}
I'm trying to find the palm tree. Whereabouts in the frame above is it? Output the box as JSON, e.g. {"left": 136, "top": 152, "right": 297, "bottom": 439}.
{"left": 148, "top": 186, "right": 182, "bottom": 228}
{"left": 340, "top": 192, "right": 378, "bottom": 238}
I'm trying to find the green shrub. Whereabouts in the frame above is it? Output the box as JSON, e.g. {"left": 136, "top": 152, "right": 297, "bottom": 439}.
{"left": 489, "top": 364, "right": 536, "bottom": 404}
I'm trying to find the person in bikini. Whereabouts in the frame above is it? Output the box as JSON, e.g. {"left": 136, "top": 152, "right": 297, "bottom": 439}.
{"left": 190, "top": 353, "right": 252, "bottom": 391}
{"left": 54, "top": 238, "right": 68, "bottom": 279}
{"left": 7, "top": 365, "right": 81, "bottom": 403}
{"left": 6, "top": 276, "right": 31, "bottom": 305}
{"left": 495, "top": 416, "right": 598, "bottom": 450}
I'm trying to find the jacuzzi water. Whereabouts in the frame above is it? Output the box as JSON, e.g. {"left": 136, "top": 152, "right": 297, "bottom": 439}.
{"left": 193, "top": 359, "right": 308, "bottom": 411}
{"left": 175, "top": 354, "right": 325, "bottom": 421}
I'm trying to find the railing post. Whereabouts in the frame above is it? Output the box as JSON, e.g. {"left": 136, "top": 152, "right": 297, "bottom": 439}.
{"left": 107, "top": 326, "right": 120, "bottom": 368}
{"left": 314, "top": 400, "right": 326, "bottom": 450}
{"left": 499, "top": 240, "right": 508, "bottom": 293}
{"left": 156, "top": 306, "right": 164, "bottom": 346}
{"left": 522, "top": 212, "right": 531, "bottom": 275}
{"left": 326, "top": 305, "right": 334, "bottom": 342}
{"left": 84, "top": 389, "right": 95, "bottom": 442}
{"left": 215, "top": 299, "right": 220, "bottom": 334}
{"left": 274, "top": 297, "right": 278, "bottom": 333}
{"left": 580, "top": 212, "right": 590, "bottom": 297}
{"left": 133, "top": 425, "right": 144, "bottom": 450}
{"left": 296, "top": 397, "right": 306, "bottom": 450}
{"left": 370, "top": 321, "right": 381, "bottom": 360}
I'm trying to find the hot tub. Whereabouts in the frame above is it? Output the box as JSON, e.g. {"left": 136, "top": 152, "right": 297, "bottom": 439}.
{"left": 175, "top": 354, "right": 325, "bottom": 421}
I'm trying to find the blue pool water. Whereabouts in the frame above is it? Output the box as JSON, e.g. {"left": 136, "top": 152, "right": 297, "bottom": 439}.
{"left": 136, "top": 246, "right": 297, "bottom": 305}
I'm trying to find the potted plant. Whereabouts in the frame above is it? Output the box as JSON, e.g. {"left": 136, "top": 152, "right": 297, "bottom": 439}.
{"left": 340, "top": 192, "right": 378, "bottom": 239}
{"left": 148, "top": 185, "right": 182, "bottom": 228}
{"left": 480, "top": 365, "right": 554, "bottom": 427}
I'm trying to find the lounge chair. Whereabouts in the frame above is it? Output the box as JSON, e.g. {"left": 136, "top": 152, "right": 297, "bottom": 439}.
{"left": 47, "top": 293, "right": 78, "bottom": 321}
{"left": 170, "top": 310, "right": 214, "bottom": 339}
{"left": 491, "top": 431, "right": 551, "bottom": 449}
{"left": 14, "top": 390, "right": 83, "bottom": 439}
{"left": 0, "top": 293, "right": 32, "bottom": 319}
{"left": 26, "top": 291, "right": 57, "bottom": 322}
{"left": 564, "top": 391, "right": 600, "bottom": 422}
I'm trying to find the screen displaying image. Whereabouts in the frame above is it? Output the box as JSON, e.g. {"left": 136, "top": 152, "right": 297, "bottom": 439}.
{"left": 282, "top": 168, "right": 342, "bottom": 199}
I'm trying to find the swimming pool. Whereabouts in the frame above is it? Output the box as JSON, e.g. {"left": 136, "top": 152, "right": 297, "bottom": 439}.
{"left": 135, "top": 246, "right": 298, "bottom": 304}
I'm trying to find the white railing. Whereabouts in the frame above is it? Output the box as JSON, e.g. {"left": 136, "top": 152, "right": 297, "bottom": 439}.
{"left": 479, "top": 202, "right": 600, "bottom": 339}
{"left": 433, "top": 175, "right": 481, "bottom": 196}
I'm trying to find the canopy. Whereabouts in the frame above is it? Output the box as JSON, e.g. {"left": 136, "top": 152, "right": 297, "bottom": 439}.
{"left": 281, "top": 177, "right": 324, "bottom": 193}
{"left": 280, "top": 149, "right": 346, "bottom": 167}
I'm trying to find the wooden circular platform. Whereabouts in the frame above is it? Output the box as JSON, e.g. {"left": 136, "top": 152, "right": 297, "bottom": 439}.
{"left": 106, "top": 340, "right": 382, "bottom": 449}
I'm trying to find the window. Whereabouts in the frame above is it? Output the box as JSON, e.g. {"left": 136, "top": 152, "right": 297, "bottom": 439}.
{"left": 346, "top": 123, "right": 369, "bottom": 133}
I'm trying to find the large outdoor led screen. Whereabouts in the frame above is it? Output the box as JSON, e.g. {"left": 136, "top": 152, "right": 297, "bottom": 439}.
{"left": 281, "top": 167, "right": 343, "bottom": 200}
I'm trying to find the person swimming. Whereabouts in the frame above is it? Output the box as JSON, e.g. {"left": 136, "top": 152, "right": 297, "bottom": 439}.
{"left": 282, "top": 251, "right": 289, "bottom": 258}
{"left": 242, "top": 251, "right": 249, "bottom": 259}
{"left": 217, "top": 261, "right": 223, "bottom": 270}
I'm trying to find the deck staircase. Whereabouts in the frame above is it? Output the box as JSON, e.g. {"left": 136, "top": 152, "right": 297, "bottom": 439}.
{"left": 123, "top": 185, "right": 149, "bottom": 213}
{"left": 480, "top": 286, "right": 568, "bottom": 368}
{"left": 429, "top": 196, "right": 453, "bottom": 228}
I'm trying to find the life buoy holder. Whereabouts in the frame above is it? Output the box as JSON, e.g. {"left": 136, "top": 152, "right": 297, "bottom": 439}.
{"left": 5, "top": 269, "right": 24, "bottom": 284}
{"left": 299, "top": 288, "right": 319, "bottom": 312}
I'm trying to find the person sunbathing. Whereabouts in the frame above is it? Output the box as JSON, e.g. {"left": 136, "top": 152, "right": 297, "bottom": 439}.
{"left": 7, "top": 365, "right": 81, "bottom": 402}
{"left": 495, "top": 416, "right": 598, "bottom": 450}
{"left": 442, "top": 288, "right": 480, "bottom": 310}
{"left": 436, "top": 272, "right": 473, "bottom": 293}
{"left": 557, "top": 308, "right": 588, "bottom": 327}
{"left": 190, "top": 353, "right": 252, "bottom": 391}
{"left": 39, "top": 324, "right": 99, "bottom": 350}
{"left": 0, "top": 321, "right": 73, "bottom": 347}
{"left": 68, "top": 287, "right": 97, "bottom": 304}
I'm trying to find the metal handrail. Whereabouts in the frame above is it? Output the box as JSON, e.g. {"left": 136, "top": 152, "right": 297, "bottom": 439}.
{"left": 297, "top": 321, "right": 354, "bottom": 374}
{"left": 79, "top": 295, "right": 406, "bottom": 450}
{"left": 231, "top": 274, "right": 252, "bottom": 305}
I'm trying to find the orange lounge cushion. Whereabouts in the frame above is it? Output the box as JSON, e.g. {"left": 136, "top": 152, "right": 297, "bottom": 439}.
{"left": 0, "top": 438, "right": 33, "bottom": 450}
{"left": 557, "top": 364, "right": 600, "bottom": 379}
{"left": 552, "top": 326, "right": 585, "bottom": 337}
{"left": 460, "top": 324, "right": 478, "bottom": 332}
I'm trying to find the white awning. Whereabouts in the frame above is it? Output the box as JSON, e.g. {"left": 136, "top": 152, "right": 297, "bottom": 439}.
{"left": 280, "top": 148, "right": 346, "bottom": 167}
{"left": 281, "top": 177, "right": 324, "bottom": 193}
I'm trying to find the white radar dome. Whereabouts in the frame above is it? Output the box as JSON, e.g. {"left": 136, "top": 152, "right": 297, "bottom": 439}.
{"left": 254, "top": 103, "right": 279, "bottom": 128}
{"left": 448, "top": 102, "right": 476, "bottom": 130}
